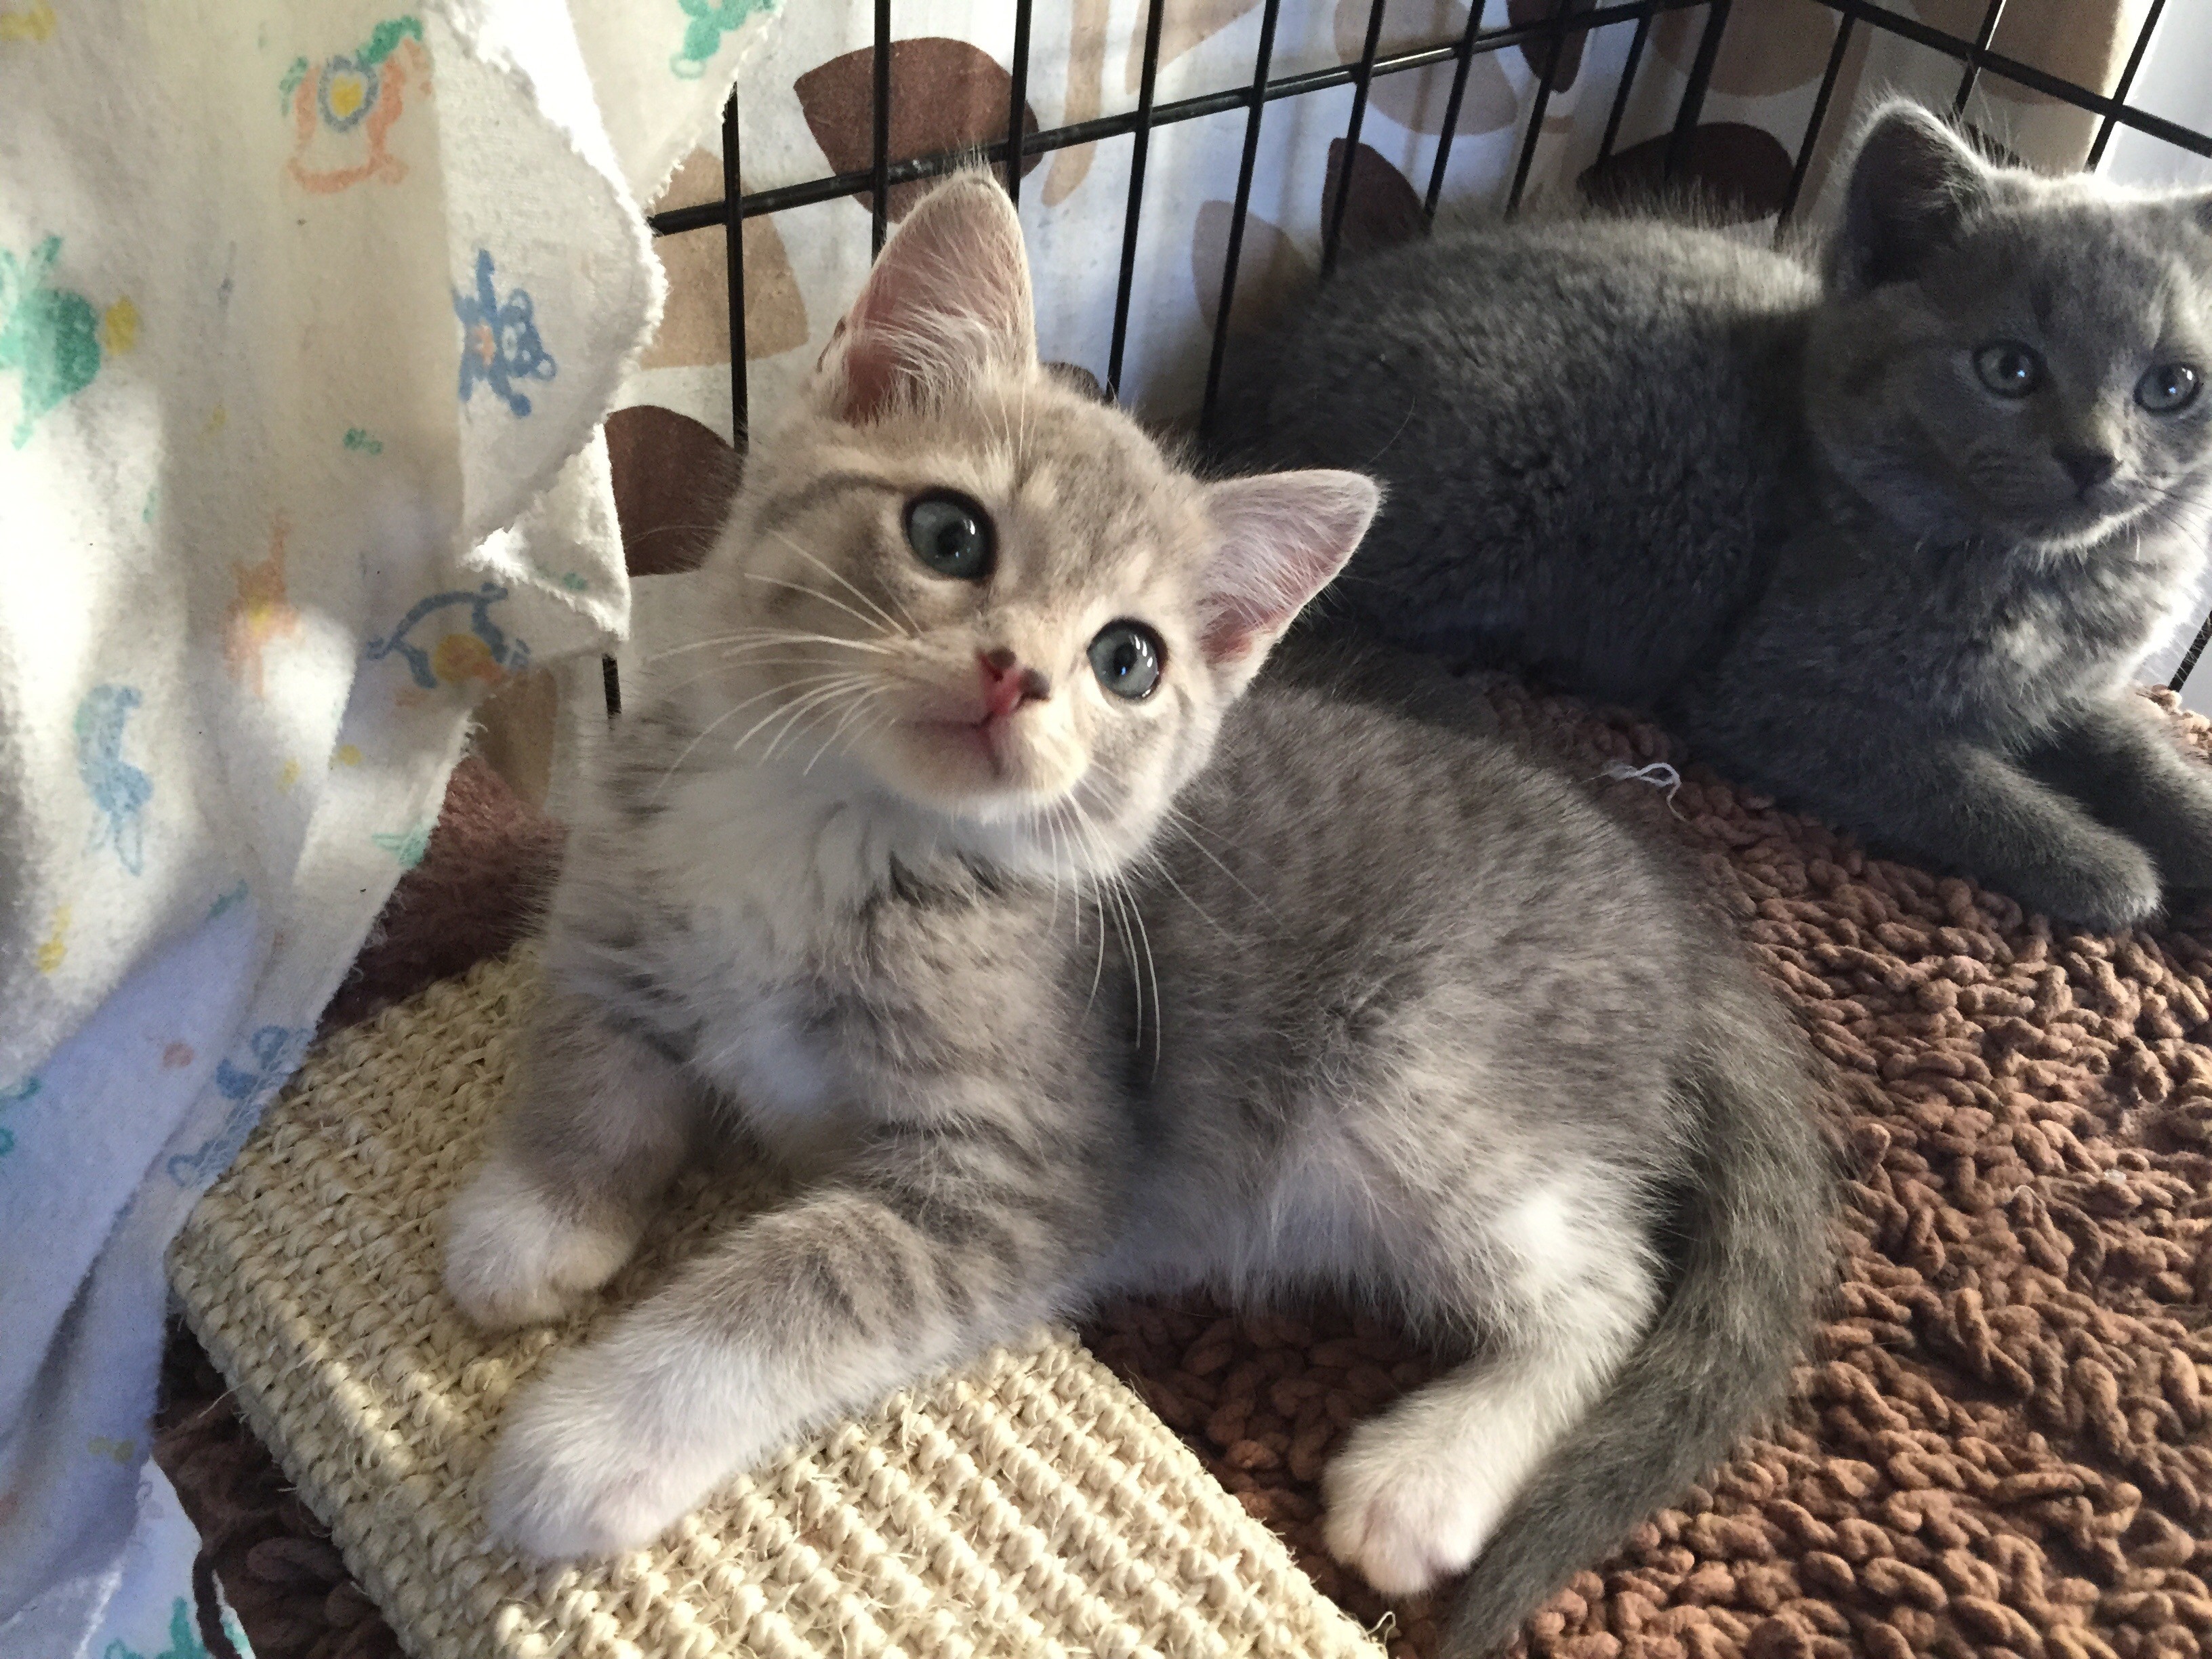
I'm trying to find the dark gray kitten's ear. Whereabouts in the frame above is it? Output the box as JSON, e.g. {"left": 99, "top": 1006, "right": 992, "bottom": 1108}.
{"left": 1044, "top": 362, "right": 1109, "bottom": 404}
{"left": 1826, "top": 100, "right": 1994, "bottom": 293}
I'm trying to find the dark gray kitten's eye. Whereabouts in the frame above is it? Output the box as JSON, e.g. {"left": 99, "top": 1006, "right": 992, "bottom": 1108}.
{"left": 2137, "top": 363, "right": 2200, "bottom": 415}
{"left": 1088, "top": 621, "right": 1162, "bottom": 701}
{"left": 1974, "top": 342, "right": 2044, "bottom": 398}
{"left": 904, "top": 493, "right": 994, "bottom": 580}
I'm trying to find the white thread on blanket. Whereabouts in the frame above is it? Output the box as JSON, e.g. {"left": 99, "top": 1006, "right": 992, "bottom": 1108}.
{"left": 1602, "top": 761, "right": 1685, "bottom": 816}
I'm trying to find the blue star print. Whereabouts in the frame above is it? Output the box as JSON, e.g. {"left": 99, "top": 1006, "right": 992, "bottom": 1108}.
{"left": 453, "top": 249, "right": 555, "bottom": 417}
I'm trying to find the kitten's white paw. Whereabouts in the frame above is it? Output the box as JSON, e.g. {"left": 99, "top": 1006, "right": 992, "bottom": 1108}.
{"left": 443, "top": 1155, "right": 636, "bottom": 1331}
{"left": 483, "top": 1344, "right": 724, "bottom": 1559}
{"left": 1321, "top": 1418, "right": 1504, "bottom": 1597}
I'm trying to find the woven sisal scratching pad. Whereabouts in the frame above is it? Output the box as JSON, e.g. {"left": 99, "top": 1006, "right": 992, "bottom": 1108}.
{"left": 168, "top": 949, "right": 1381, "bottom": 1659}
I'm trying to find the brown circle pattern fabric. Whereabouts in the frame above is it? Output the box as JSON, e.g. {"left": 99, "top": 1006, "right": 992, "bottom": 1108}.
{"left": 164, "top": 676, "right": 2212, "bottom": 1659}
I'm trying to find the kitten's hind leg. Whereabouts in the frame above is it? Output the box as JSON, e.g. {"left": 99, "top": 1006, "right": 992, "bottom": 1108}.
{"left": 2026, "top": 695, "right": 2212, "bottom": 891}
{"left": 443, "top": 991, "right": 701, "bottom": 1331}
{"left": 1323, "top": 1227, "right": 1658, "bottom": 1597}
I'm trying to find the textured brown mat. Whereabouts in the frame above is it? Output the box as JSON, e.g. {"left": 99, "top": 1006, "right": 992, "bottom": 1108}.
{"left": 162, "top": 681, "right": 2212, "bottom": 1659}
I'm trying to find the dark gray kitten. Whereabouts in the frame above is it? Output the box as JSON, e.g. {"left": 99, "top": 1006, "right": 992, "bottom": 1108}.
{"left": 1215, "top": 101, "right": 2212, "bottom": 932}
{"left": 441, "top": 174, "right": 1833, "bottom": 1656}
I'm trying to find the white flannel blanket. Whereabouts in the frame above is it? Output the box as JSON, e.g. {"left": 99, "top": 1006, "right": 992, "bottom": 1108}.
{"left": 0, "top": 3, "right": 781, "bottom": 1654}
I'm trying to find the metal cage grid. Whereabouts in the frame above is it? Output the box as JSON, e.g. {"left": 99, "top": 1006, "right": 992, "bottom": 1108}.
{"left": 641, "top": 0, "right": 2212, "bottom": 687}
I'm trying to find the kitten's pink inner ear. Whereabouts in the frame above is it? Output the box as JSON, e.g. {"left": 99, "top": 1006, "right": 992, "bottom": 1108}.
{"left": 827, "top": 176, "right": 1038, "bottom": 423}
{"left": 1199, "top": 472, "right": 1381, "bottom": 666}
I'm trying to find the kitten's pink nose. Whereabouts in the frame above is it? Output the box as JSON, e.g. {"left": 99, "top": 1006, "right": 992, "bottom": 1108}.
{"left": 979, "top": 648, "right": 1049, "bottom": 720}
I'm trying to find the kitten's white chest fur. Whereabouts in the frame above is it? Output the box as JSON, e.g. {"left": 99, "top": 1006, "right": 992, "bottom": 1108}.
{"left": 621, "top": 741, "right": 971, "bottom": 1174}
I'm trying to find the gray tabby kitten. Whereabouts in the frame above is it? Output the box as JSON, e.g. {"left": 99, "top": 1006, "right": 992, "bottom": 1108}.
{"left": 443, "top": 174, "right": 1832, "bottom": 1654}
{"left": 1214, "top": 101, "right": 2212, "bottom": 933}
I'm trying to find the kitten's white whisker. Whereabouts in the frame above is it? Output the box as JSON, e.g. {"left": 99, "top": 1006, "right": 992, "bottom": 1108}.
{"left": 1075, "top": 785, "right": 1163, "bottom": 1068}
{"left": 647, "top": 630, "right": 894, "bottom": 665}
{"left": 650, "top": 648, "right": 875, "bottom": 704}
{"left": 653, "top": 671, "right": 871, "bottom": 796}
{"left": 1040, "top": 803, "right": 1067, "bottom": 943}
{"left": 1067, "top": 795, "right": 1155, "bottom": 1059}
{"left": 802, "top": 688, "right": 889, "bottom": 775}
{"left": 710, "top": 675, "right": 874, "bottom": 776}
{"left": 1080, "top": 750, "right": 1273, "bottom": 922}
{"left": 750, "top": 677, "right": 876, "bottom": 769}
{"left": 1122, "top": 866, "right": 1162, "bottom": 1076}
{"left": 1143, "top": 855, "right": 1229, "bottom": 939}
{"left": 1158, "top": 803, "right": 1275, "bottom": 919}
{"left": 617, "top": 521, "right": 733, "bottom": 538}
{"left": 766, "top": 529, "right": 920, "bottom": 640}
{"left": 1067, "top": 811, "right": 1109, "bottom": 1018}
{"left": 746, "top": 572, "right": 903, "bottom": 642}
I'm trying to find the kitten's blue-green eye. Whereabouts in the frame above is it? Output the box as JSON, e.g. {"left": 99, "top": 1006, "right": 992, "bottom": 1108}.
{"left": 1974, "top": 342, "right": 2044, "bottom": 398}
{"left": 2137, "top": 363, "right": 2200, "bottom": 415}
{"left": 1088, "top": 621, "right": 1163, "bottom": 701}
{"left": 904, "top": 493, "right": 994, "bottom": 580}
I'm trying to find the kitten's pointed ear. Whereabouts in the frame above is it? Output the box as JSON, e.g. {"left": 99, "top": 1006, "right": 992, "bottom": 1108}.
{"left": 815, "top": 173, "right": 1038, "bottom": 422}
{"left": 1827, "top": 101, "right": 1993, "bottom": 293}
{"left": 1197, "top": 472, "right": 1380, "bottom": 681}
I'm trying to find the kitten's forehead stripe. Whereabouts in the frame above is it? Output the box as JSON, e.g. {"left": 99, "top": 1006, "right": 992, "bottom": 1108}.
{"left": 2028, "top": 279, "right": 2054, "bottom": 337}
{"left": 984, "top": 395, "right": 1195, "bottom": 621}
{"left": 754, "top": 471, "right": 905, "bottom": 540}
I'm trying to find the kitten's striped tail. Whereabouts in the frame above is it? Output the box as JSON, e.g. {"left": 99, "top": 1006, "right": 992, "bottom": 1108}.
{"left": 1447, "top": 972, "right": 1838, "bottom": 1657}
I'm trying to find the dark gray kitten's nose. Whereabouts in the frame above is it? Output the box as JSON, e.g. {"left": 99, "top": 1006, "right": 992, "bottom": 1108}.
{"left": 2055, "top": 447, "right": 2117, "bottom": 493}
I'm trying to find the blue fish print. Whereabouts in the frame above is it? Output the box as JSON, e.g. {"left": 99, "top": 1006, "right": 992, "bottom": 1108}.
{"left": 75, "top": 684, "right": 152, "bottom": 874}
{"left": 166, "top": 1025, "right": 312, "bottom": 1188}
{"left": 363, "top": 580, "right": 529, "bottom": 689}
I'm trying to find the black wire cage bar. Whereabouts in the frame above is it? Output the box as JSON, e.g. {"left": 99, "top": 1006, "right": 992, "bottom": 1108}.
{"left": 640, "top": 0, "right": 2212, "bottom": 690}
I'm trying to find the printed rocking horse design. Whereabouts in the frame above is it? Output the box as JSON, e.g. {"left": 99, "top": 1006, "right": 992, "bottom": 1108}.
{"left": 280, "top": 16, "right": 430, "bottom": 195}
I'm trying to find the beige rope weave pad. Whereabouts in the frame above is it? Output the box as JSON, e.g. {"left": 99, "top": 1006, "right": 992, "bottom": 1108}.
{"left": 167, "top": 947, "right": 1382, "bottom": 1659}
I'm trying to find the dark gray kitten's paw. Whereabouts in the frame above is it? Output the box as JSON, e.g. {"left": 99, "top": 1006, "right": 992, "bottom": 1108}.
{"left": 2013, "top": 833, "right": 2161, "bottom": 933}
{"left": 2127, "top": 786, "right": 2212, "bottom": 890}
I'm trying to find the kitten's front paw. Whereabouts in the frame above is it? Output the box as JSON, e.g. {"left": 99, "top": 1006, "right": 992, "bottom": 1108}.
{"left": 1321, "top": 1418, "right": 1502, "bottom": 1597}
{"left": 483, "top": 1344, "right": 724, "bottom": 1559}
{"left": 443, "top": 1155, "right": 636, "bottom": 1331}
{"left": 2028, "top": 836, "right": 2161, "bottom": 934}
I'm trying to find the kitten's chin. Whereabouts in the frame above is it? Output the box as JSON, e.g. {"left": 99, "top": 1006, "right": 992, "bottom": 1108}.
{"left": 871, "top": 719, "right": 1084, "bottom": 825}
{"left": 2010, "top": 495, "right": 2158, "bottom": 556}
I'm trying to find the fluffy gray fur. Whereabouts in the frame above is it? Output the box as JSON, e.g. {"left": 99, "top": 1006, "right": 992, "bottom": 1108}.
{"left": 1212, "top": 100, "right": 2212, "bottom": 932}
{"left": 443, "top": 173, "right": 1833, "bottom": 1656}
